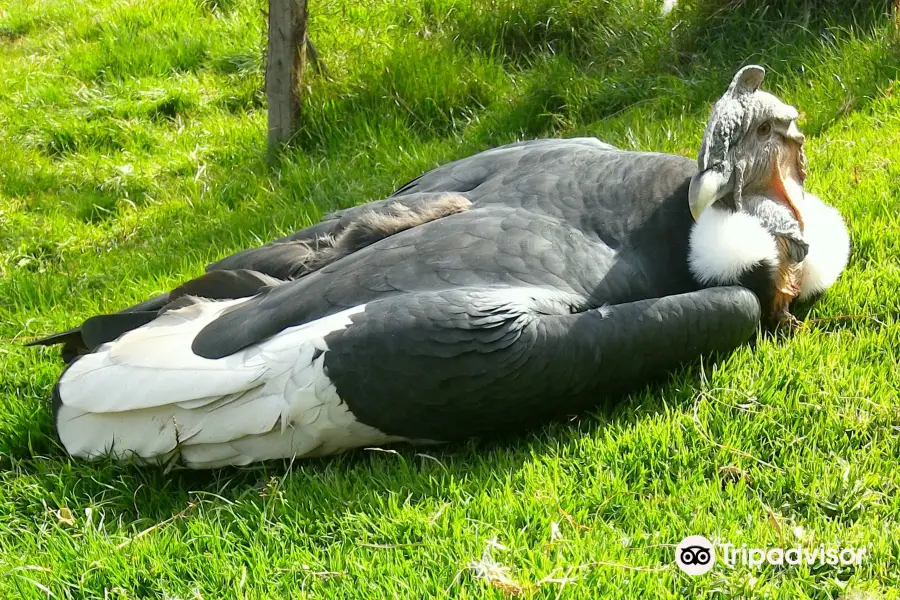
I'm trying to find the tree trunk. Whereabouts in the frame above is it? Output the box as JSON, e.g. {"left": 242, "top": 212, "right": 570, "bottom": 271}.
{"left": 266, "top": 0, "right": 308, "bottom": 154}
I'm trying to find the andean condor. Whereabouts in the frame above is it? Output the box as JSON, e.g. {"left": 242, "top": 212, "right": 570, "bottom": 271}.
{"left": 29, "top": 66, "right": 850, "bottom": 468}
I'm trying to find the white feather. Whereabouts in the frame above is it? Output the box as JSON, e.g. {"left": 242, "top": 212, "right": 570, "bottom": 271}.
{"left": 795, "top": 193, "right": 850, "bottom": 299}
{"left": 61, "top": 299, "right": 267, "bottom": 412}
{"left": 55, "top": 300, "right": 406, "bottom": 467}
{"left": 688, "top": 206, "right": 779, "bottom": 285}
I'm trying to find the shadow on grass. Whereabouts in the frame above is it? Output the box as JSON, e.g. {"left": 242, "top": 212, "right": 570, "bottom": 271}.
{"left": 1, "top": 356, "right": 709, "bottom": 528}
{"left": 1, "top": 316, "right": 873, "bottom": 539}
{"left": 431, "top": 0, "right": 893, "bottom": 68}
{"left": 296, "top": 0, "right": 898, "bottom": 154}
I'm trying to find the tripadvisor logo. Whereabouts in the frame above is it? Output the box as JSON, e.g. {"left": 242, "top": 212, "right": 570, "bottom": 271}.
{"left": 676, "top": 535, "right": 716, "bottom": 575}
{"left": 675, "top": 536, "right": 867, "bottom": 575}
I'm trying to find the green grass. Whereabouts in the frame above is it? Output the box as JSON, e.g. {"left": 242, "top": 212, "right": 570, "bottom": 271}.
{"left": 1, "top": 0, "right": 899, "bottom": 597}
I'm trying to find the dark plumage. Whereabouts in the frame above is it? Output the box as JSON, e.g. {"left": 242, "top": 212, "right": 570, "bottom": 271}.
{"left": 30, "top": 70, "right": 851, "bottom": 468}
{"left": 192, "top": 143, "right": 705, "bottom": 360}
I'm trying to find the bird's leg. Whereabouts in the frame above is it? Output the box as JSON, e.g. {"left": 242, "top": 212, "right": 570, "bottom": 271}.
{"left": 771, "top": 236, "right": 804, "bottom": 329}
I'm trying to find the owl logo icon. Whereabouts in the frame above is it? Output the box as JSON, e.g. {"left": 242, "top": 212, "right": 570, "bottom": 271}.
{"left": 675, "top": 535, "right": 716, "bottom": 575}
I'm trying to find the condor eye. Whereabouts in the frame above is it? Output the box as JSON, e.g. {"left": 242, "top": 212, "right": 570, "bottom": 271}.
{"left": 757, "top": 122, "right": 771, "bottom": 137}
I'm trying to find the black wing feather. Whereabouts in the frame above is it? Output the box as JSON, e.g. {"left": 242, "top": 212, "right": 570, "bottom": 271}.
{"left": 323, "top": 286, "right": 761, "bottom": 439}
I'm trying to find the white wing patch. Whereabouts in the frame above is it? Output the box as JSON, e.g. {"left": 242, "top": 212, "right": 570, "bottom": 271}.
{"left": 56, "top": 300, "right": 405, "bottom": 468}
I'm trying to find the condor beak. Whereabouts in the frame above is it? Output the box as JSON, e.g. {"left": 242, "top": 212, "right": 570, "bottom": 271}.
{"left": 689, "top": 168, "right": 732, "bottom": 222}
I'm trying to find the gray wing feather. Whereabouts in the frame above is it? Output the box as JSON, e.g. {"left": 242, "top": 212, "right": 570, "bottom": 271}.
{"left": 190, "top": 208, "right": 627, "bottom": 359}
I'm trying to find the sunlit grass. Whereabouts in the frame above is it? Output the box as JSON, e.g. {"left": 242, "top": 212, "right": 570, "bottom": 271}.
{"left": 1, "top": 0, "right": 898, "bottom": 597}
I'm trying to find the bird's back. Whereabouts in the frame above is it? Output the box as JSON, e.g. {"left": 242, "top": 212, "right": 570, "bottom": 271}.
{"left": 190, "top": 141, "right": 703, "bottom": 358}
{"left": 394, "top": 137, "right": 698, "bottom": 248}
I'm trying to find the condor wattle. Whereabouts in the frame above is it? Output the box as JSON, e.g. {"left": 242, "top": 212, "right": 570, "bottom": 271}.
{"left": 32, "top": 67, "right": 850, "bottom": 468}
